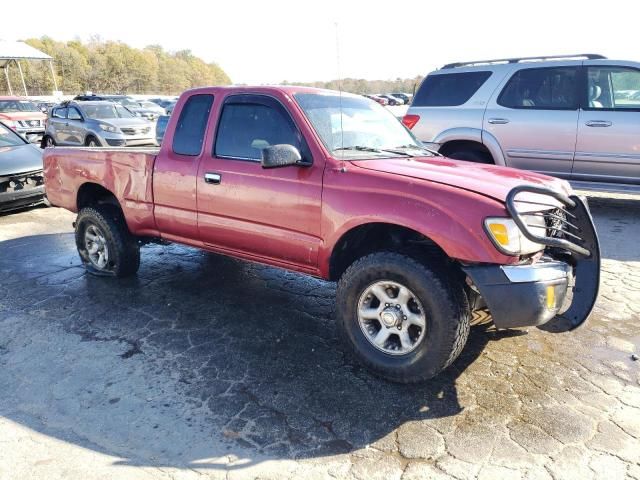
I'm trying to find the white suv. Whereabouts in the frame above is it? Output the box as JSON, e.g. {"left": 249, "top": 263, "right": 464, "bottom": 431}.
{"left": 404, "top": 54, "right": 640, "bottom": 190}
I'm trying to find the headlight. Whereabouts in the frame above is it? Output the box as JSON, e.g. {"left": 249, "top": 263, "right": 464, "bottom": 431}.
{"left": 99, "top": 123, "right": 118, "bottom": 133}
{"left": 484, "top": 216, "right": 546, "bottom": 255}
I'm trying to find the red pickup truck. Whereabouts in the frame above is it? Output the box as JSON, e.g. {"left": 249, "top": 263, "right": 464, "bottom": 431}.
{"left": 43, "top": 86, "right": 600, "bottom": 383}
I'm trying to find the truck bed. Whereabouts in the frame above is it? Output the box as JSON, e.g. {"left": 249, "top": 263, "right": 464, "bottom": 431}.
{"left": 43, "top": 146, "right": 159, "bottom": 236}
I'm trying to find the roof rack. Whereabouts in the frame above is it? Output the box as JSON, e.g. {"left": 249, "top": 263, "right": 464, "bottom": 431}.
{"left": 442, "top": 54, "right": 606, "bottom": 69}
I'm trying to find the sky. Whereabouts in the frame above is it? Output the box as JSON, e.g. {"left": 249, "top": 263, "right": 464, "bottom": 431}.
{"left": 2, "top": 0, "right": 639, "bottom": 85}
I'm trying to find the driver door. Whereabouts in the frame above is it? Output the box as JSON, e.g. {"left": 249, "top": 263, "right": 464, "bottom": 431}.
{"left": 197, "top": 94, "right": 324, "bottom": 272}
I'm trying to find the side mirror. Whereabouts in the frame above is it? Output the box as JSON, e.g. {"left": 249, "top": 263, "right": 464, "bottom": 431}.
{"left": 261, "top": 144, "right": 303, "bottom": 169}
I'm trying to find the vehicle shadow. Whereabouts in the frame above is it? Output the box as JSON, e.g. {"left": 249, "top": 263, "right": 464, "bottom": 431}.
{"left": 586, "top": 194, "right": 640, "bottom": 262}
{"left": 0, "top": 233, "right": 523, "bottom": 472}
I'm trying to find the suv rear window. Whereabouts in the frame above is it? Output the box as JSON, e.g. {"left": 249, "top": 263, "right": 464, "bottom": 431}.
{"left": 498, "top": 67, "right": 578, "bottom": 110}
{"left": 413, "top": 71, "right": 492, "bottom": 107}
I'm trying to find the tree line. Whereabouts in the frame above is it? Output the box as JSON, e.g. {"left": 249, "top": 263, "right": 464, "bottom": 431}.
{"left": 1, "top": 36, "right": 424, "bottom": 97}
{"left": 281, "top": 76, "right": 424, "bottom": 95}
{"left": 1, "top": 37, "right": 231, "bottom": 96}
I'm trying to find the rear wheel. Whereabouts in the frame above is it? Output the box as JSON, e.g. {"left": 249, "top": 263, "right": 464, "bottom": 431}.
{"left": 445, "top": 149, "right": 492, "bottom": 164}
{"left": 42, "top": 135, "right": 55, "bottom": 148}
{"left": 336, "top": 252, "right": 470, "bottom": 383}
{"left": 75, "top": 204, "right": 140, "bottom": 277}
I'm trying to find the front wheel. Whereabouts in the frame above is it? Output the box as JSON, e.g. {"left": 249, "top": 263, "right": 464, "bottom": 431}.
{"left": 75, "top": 205, "right": 140, "bottom": 277}
{"left": 336, "top": 252, "right": 470, "bottom": 383}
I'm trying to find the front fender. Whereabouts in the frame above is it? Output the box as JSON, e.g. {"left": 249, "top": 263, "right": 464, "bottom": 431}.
{"left": 318, "top": 166, "right": 516, "bottom": 278}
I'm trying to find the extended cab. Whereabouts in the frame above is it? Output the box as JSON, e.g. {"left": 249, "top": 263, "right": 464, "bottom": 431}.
{"left": 43, "top": 86, "right": 600, "bottom": 383}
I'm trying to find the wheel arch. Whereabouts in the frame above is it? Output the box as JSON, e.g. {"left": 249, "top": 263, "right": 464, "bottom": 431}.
{"left": 327, "top": 222, "right": 452, "bottom": 281}
{"left": 433, "top": 127, "right": 506, "bottom": 166}
{"left": 77, "top": 182, "right": 122, "bottom": 212}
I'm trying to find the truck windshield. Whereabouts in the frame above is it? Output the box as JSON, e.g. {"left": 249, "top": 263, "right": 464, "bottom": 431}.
{"left": 0, "top": 100, "right": 41, "bottom": 113}
{"left": 82, "top": 104, "right": 136, "bottom": 119}
{"left": 294, "top": 92, "right": 430, "bottom": 159}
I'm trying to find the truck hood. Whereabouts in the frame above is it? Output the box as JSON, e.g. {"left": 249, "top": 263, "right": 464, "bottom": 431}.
{"left": 0, "top": 144, "right": 43, "bottom": 175}
{"left": 351, "top": 156, "right": 572, "bottom": 203}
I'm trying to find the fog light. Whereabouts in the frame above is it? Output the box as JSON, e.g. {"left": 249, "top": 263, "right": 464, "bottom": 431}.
{"left": 546, "top": 285, "right": 556, "bottom": 309}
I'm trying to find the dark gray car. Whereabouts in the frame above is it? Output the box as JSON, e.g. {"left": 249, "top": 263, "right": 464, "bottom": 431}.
{"left": 0, "top": 122, "right": 44, "bottom": 212}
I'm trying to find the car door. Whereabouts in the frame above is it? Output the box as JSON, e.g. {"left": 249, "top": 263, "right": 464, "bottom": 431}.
{"left": 483, "top": 64, "right": 580, "bottom": 176}
{"left": 197, "top": 93, "right": 324, "bottom": 272}
{"left": 48, "top": 107, "right": 68, "bottom": 144}
{"left": 573, "top": 64, "right": 640, "bottom": 184}
{"left": 65, "top": 107, "right": 85, "bottom": 145}
{"left": 153, "top": 93, "right": 214, "bottom": 244}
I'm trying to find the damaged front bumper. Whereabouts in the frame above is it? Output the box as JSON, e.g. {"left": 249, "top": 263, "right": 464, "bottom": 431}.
{"left": 464, "top": 186, "right": 600, "bottom": 330}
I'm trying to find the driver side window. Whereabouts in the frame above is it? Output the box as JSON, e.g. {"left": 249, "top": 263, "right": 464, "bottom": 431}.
{"left": 67, "top": 107, "right": 82, "bottom": 121}
{"left": 215, "top": 102, "right": 301, "bottom": 161}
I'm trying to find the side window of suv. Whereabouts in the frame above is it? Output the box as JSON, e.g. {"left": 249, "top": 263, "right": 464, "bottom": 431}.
{"left": 498, "top": 67, "right": 578, "bottom": 110}
{"left": 215, "top": 97, "right": 303, "bottom": 161}
{"left": 172, "top": 94, "right": 214, "bottom": 156}
{"left": 52, "top": 107, "right": 67, "bottom": 119}
{"left": 586, "top": 66, "right": 640, "bottom": 110}
{"left": 413, "top": 71, "right": 492, "bottom": 107}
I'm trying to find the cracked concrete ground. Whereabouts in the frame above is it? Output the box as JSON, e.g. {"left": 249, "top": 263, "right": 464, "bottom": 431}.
{"left": 0, "top": 193, "right": 638, "bottom": 480}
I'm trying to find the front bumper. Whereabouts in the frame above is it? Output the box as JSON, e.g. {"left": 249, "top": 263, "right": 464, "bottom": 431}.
{"left": 0, "top": 184, "right": 45, "bottom": 212}
{"left": 464, "top": 189, "right": 600, "bottom": 330}
{"left": 15, "top": 128, "right": 45, "bottom": 144}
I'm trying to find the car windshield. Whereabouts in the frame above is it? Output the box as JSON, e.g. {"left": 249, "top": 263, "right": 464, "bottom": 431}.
{"left": 0, "top": 100, "right": 41, "bottom": 113}
{"left": 82, "top": 104, "right": 136, "bottom": 119}
{"left": 294, "top": 92, "right": 428, "bottom": 159}
{"left": 0, "top": 124, "right": 25, "bottom": 147}
{"left": 112, "top": 97, "right": 138, "bottom": 107}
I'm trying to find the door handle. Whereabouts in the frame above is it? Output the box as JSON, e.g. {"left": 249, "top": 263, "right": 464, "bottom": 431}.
{"left": 585, "top": 120, "right": 612, "bottom": 127}
{"left": 204, "top": 172, "right": 221, "bottom": 184}
{"left": 488, "top": 118, "right": 510, "bottom": 124}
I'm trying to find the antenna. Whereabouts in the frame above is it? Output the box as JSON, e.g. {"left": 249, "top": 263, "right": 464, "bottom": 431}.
{"left": 335, "top": 21, "right": 344, "bottom": 159}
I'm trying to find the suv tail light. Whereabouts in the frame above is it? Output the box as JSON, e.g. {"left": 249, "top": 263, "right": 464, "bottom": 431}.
{"left": 402, "top": 114, "right": 420, "bottom": 130}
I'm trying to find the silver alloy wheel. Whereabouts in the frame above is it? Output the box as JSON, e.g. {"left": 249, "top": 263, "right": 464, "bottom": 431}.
{"left": 357, "top": 280, "right": 427, "bottom": 355}
{"left": 88, "top": 139, "right": 97, "bottom": 147}
{"left": 84, "top": 224, "right": 109, "bottom": 270}
{"left": 46, "top": 136, "right": 54, "bottom": 147}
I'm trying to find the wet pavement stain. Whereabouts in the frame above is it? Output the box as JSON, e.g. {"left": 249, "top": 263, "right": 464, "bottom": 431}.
{"left": 0, "top": 195, "right": 638, "bottom": 479}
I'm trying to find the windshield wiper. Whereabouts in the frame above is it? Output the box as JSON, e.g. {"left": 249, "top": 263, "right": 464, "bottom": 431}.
{"left": 333, "top": 146, "right": 411, "bottom": 157}
{"left": 394, "top": 144, "right": 443, "bottom": 156}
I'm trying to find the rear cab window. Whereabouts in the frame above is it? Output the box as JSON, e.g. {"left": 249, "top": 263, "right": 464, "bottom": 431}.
{"left": 498, "top": 67, "right": 578, "bottom": 110}
{"left": 172, "top": 94, "right": 214, "bottom": 156}
{"left": 413, "top": 71, "right": 492, "bottom": 107}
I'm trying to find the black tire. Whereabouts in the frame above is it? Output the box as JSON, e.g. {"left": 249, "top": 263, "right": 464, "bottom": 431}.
{"left": 42, "top": 135, "right": 56, "bottom": 149}
{"left": 75, "top": 204, "right": 140, "bottom": 277}
{"left": 446, "top": 149, "right": 492, "bottom": 164}
{"left": 85, "top": 135, "right": 101, "bottom": 147}
{"left": 336, "top": 252, "right": 470, "bottom": 383}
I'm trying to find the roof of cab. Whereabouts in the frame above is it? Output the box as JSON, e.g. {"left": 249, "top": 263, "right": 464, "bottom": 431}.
{"left": 180, "top": 85, "right": 350, "bottom": 97}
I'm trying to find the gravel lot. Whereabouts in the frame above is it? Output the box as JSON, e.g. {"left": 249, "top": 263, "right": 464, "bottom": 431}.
{"left": 0, "top": 193, "right": 638, "bottom": 480}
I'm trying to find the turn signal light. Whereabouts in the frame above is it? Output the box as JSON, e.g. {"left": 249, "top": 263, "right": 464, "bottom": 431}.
{"left": 402, "top": 114, "right": 420, "bottom": 130}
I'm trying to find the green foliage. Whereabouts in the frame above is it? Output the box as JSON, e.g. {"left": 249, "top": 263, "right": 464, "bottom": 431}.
{"left": 1, "top": 37, "right": 231, "bottom": 96}
{"left": 280, "top": 76, "right": 424, "bottom": 95}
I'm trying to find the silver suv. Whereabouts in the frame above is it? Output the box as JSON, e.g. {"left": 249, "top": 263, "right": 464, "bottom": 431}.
{"left": 43, "top": 101, "right": 156, "bottom": 148}
{"left": 404, "top": 54, "right": 640, "bottom": 188}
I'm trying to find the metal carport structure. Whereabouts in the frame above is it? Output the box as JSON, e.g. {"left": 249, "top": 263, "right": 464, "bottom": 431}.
{"left": 0, "top": 40, "right": 58, "bottom": 96}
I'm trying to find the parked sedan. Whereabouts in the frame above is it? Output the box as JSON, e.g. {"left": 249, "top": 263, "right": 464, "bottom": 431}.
{"left": 390, "top": 93, "right": 412, "bottom": 104}
{"left": 43, "top": 101, "right": 156, "bottom": 148}
{"left": 150, "top": 98, "right": 177, "bottom": 115}
{"left": 363, "top": 94, "right": 389, "bottom": 106}
{"left": 378, "top": 94, "right": 403, "bottom": 106}
{"left": 0, "top": 122, "right": 45, "bottom": 213}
